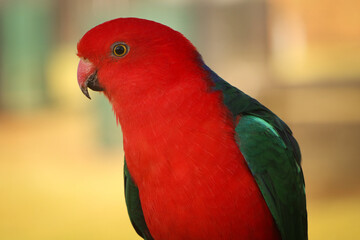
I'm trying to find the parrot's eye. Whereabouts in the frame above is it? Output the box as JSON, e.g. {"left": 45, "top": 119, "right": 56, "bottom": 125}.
{"left": 112, "top": 43, "right": 128, "bottom": 57}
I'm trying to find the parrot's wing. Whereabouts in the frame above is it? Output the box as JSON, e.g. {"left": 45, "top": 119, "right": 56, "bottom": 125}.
{"left": 235, "top": 115, "right": 307, "bottom": 240}
{"left": 124, "top": 159, "right": 154, "bottom": 240}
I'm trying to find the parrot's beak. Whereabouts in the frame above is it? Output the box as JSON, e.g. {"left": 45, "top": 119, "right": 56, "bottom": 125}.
{"left": 77, "top": 58, "right": 104, "bottom": 99}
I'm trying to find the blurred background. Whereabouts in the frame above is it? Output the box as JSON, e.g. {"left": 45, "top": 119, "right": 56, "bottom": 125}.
{"left": 0, "top": 0, "right": 359, "bottom": 239}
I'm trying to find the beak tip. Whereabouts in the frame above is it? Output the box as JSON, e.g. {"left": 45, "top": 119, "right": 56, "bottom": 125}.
{"left": 80, "top": 85, "right": 91, "bottom": 100}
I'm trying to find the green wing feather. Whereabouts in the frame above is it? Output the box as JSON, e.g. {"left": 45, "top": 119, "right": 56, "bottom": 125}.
{"left": 124, "top": 160, "right": 153, "bottom": 240}
{"left": 236, "top": 116, "right": 307, "bottom": 240}
{"left": 206, "top": 64, "right": 307, "bottom": 240}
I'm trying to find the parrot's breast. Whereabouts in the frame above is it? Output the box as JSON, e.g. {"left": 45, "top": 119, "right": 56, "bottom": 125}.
{"left": 122, "top": 92, "right": 280, "bottom": 240}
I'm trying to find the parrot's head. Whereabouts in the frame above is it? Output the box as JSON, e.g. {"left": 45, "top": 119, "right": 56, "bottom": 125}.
{"left": 77, "top": 18, "right": 202, "bottom": 102}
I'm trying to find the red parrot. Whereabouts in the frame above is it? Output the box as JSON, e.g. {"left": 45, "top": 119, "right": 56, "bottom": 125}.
{"left": 77, "top": 18, "right": 307, "bottom": 240}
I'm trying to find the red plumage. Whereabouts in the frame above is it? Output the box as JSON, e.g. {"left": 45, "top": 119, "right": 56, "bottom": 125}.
{"left": 77, "top": 18, "right": 280, "bottom": 240}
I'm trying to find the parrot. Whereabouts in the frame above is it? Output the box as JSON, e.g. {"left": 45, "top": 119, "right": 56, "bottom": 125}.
{"left": 76, "top": 18, "right": 307, "bottom": 240}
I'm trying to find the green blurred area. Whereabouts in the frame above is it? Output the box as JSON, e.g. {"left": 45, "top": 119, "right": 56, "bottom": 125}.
{"left": 0, "top": 0, "right": 359, "bottom": 239}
